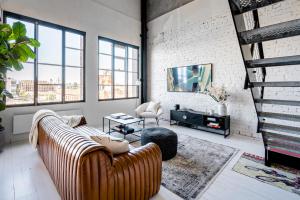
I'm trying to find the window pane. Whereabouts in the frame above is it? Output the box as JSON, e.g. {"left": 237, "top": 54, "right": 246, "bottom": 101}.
{"left": 128, "top": 59, "right": 138, "bottom": 72}
{"left": 38, "top": 64, "right": 62, "bottom": 103}
{"left": 99, "top": 85, "right": 112, "bottom": 99}
{"left": 99, "top": 70, "right": 112, "bottom": 85}
{"left": 38, "top": 25, "right": 62, "bottom": 65}
{"left": 128, "top": 72, "right": 138, "bottom": 85}
{"left": 128, "top": 86, "right": 138, "bottom": 98}
{"left": 99, "top": 54, "right": 112, "bottom": 70}
{"left": 114, "top": 86, "right": 126, "bottom": 98}
{"left": 66, "top": 48, "right": 83, "bottom": 67}
{"left": 37, "top": 85, "right": 62, "bottom": 103}
{"left": 66, "top": 32, "right": 83, "bottom": 49}
{"left": 65, "top": 67, "right": 83, "bottom": 101}
{"left": 128, "top": 47, "right": 138, "bottom": 59}
{"left": 38, "top": 65, "right": 62, "bottom": 84}
{"left": 115, "top": 45, "right": 126, "bottom": 57}
{"left": 99, "top": 40, "right": 112, "bottom": 55}
{"left": 114, "top": 71, "right": 125, "bottom": 85}
{"left": 115, "top": 58, "right": 125, "bottom": 71}
{"left": 6, "top": 63, "right": 34, "bottom": 105}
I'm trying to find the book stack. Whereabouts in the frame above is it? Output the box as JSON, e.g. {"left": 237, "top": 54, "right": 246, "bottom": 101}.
{"left": 207, "top": 122, "right": 221, "bottom": 129}
{"left": 115, "top": 125, "right": 135, "bottom": 134}
{"left": 110, "top": 113, "right": 126, "bottom": 119}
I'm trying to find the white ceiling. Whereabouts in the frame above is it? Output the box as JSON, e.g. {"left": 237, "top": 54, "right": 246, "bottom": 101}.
{"left": 90, "top": 0, "right": 140, "bottom": 21}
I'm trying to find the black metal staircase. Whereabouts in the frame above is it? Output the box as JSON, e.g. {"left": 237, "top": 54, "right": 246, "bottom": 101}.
{"left": 229, "top": 0, "right": 300, "bottom": 166}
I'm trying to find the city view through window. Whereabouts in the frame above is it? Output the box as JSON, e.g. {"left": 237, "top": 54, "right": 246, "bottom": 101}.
{"left": 5, "top": 15, "right": 85, "bottom": 105}
{"left": 98, "top": 38, "right": 139, "bottom": 100}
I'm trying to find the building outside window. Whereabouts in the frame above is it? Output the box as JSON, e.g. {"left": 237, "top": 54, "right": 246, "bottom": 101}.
{"left": 98, "top": 37, "right": 139, "bottom": 100}
{"left": 4, "top": 11, "right": 85, "bottom": 106}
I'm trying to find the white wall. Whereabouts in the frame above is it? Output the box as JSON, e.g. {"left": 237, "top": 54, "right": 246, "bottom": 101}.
{"left": 147, "top": 0, "right": 258, "bottom": 137}
{"left": 0, "top": 0, "right": 141, "bottom": 143}
{"left": 147, "top": 0, "right": 300, "bottom": 137}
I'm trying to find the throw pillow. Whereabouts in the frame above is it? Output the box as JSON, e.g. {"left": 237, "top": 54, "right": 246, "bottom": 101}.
{"left": 90, "top": 135, "right": 129, "bottom": 155}
{"left": 146, "top": 101, "right": 160, "bottom": 113}
{"left": 62, "top": 115, "right": 87, "bottom": 128}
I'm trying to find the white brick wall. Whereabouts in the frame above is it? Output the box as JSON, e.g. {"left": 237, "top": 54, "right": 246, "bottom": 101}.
{"left": 147, "top": 0, "right": 300, "bottom": 137}
{"left": 147, "top": 0, "right": 258, "bottom": 137}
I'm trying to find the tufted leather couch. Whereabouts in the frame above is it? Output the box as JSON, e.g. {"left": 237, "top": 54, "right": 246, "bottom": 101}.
{"left": 37, "top": 116, "right": 162, "bottom": 200}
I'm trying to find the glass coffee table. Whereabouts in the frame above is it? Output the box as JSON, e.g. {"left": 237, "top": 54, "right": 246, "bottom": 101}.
{"left": 102, "top": 114, "right": 145, "bottom": 140}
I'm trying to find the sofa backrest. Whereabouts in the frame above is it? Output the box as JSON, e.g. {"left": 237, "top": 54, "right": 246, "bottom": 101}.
{"left": 37, "top": 116, "right": 113, "bottom": 200}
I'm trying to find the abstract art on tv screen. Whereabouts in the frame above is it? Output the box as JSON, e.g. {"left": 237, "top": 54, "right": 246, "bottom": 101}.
{"left": 167, "top": 64, "right": 212, "bottom": 92}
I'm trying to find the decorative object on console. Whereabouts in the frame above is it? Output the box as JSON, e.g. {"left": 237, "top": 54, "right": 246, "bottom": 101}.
{"left": 167, "top": 64, "right": 212, "bottom": 92}
{"left": 205, "top": 85, "right": 229, "bottom": 116}
{"left": 170, "top": 109, "right": 230, "bottom": 138}
{"left": 175, "top": 104, "right": 180, "bottom": 111}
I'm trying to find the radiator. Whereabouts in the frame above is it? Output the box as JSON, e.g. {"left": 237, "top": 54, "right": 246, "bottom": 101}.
{"left": 13, "top": 109, "right": 83, "bottom": 135}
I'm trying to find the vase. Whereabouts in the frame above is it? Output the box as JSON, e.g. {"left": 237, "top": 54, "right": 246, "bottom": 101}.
{"left": 217, "top": 103, "right": 227, "bottom": 116}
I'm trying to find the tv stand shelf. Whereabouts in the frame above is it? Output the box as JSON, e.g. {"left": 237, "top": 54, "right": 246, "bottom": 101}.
{"left": 170, "top": 109, "right": 230, "bottom": 138}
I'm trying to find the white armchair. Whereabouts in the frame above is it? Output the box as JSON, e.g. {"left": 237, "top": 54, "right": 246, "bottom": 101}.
{"left": 135, "top": 102, "right": 163, "bottom": 125}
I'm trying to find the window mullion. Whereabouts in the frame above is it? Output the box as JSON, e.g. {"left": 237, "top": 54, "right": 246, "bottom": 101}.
{"left": 112, "top": 43, "right": 115, "bottom": 99}
{"left": 62, "top": 30, "right": 66, "bottom": 103}
{"left": 126, "top": 46, "right": 128, "bottom": 98}
{"left": 34, "top": 22, "right": 39, "bottom": 106}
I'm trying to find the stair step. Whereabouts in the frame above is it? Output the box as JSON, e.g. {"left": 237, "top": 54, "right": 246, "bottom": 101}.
{"left": 251, "top": 81, "right": 300, "bottom": 87}
{"left": 258, "top": 112, "right": 300, "bottom": 122}
{"left": 239, "top": 19, "right": 300, "bottom": 44}
{"left": 229, "top": 0, "right": 283, "bottom": 15}
{"left": 262, "top": 131, "right": 300, "bottom": 141}
{"left": 259, "top": 122, "right": 300, "bottom": 135}
{"left": 254, "top": 99, "right": 300, "bottom": 106}
{"left": 246, "top": 55, "right": 300, "bottom": 68}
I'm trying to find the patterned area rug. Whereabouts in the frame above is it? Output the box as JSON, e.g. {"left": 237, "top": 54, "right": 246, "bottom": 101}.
{"left": 233, "top": 153, "right": 300, "bottom": 196}
{"left": 132, "top": 134, "right": 237, "bottom": 200}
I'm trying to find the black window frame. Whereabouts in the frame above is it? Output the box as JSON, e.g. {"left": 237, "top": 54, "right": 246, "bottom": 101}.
{"left": 3, "top": 11, "right": 86, "bottom": 107}
{"left": 98, "top": 36, "right": 139, "bottom": 101}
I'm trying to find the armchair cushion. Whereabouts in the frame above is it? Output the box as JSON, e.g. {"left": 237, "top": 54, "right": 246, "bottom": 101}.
{"left": 146, "top": 101, "right": 160, "bottom": 113}
{"left": 140, "top": 111, "right": 158, "bottom": 118}
{"left": 135, "top": 102, "right": 150, "bottom": 115}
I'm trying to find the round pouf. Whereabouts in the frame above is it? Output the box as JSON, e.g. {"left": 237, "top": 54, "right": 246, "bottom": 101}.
{"left": 141, "top": 127, "right": 178, "bottom": 161}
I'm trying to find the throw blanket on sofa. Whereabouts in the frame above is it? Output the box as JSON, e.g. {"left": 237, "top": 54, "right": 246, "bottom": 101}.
{"left": 29, "top": 110, "right": 85, "bottom": 148}
{"left": 29, "top": 109, "right": 60, "bottom": 148}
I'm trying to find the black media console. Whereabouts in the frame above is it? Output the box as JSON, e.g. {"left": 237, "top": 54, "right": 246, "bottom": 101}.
{"left": 170, "top": 109, "right": 230, "bottom": 138}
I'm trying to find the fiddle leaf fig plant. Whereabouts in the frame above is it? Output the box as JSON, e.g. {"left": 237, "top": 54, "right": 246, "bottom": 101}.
{"left": 0, "top": 22, "right": 40, "bottom": 112}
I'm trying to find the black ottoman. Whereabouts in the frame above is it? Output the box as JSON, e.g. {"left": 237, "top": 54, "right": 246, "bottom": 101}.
{"left": 141, "top": 127, "right": 178, "bottom": 161}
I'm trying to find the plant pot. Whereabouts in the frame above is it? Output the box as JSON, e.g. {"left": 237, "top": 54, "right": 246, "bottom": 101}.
{"left": 217, "top": 103, "right": 227, "bottom": 116}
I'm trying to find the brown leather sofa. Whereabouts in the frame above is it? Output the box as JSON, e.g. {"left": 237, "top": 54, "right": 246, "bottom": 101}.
{"left": 37, "top": 116, "right": 162, "bottom": 200}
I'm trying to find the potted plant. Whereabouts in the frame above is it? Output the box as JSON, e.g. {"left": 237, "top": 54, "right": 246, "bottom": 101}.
{"left": 205, "top": 85, "right": 229, "bottom": 116}
{"left": 0, "top": 22, "right": 40, "bottom": 149}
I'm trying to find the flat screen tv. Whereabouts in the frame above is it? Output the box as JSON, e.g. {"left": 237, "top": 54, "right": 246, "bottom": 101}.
{"left": 167, "top": 64, "right": 212, "bottom": 92}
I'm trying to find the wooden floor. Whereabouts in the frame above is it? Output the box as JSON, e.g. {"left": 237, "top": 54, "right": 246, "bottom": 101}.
{"left": 1, "top": 121, "right": 299, "bottom": 200}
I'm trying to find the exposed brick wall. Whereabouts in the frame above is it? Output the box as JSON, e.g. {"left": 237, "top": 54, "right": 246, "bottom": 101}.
{"left": 147, "top": 0, "right": 300, "bottom": 137}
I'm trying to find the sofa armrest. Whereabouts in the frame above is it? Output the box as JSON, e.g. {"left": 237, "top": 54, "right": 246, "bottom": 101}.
{"left": 113, "top": 143, "right": 162, "bottom": 200}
